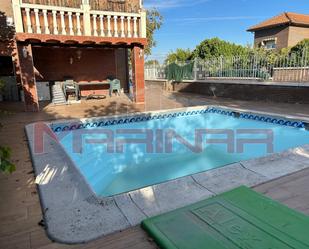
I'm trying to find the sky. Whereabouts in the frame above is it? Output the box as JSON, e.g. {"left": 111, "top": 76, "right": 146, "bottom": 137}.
{"left": 144, "top": 0, "right": 309, "bottom": 61}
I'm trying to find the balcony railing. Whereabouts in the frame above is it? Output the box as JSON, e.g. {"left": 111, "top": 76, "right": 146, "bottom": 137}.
{"left": 12, "top": 0, "right": 146, "bottom": 39}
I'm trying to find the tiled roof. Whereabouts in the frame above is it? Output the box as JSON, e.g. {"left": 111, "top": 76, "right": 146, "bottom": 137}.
{"left": 247, "top": 12, "right": 309, "bottom": 31}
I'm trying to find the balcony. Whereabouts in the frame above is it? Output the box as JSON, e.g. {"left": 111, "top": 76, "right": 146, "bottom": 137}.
{"left": 12, "top": 0, "right": 147, "bottom": 45}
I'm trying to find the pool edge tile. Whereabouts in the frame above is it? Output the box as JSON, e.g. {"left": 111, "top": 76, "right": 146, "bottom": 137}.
{"left": 192, "top": 163, "right": 268, "bottom": 194}
{"left": 25, "top": 124, "right": 131, "bottom": 244}
{"left": 129, "top": 176, "right": 213, "bottom": 217}
{"left": 241, "top": 151, "right": 309, "bottom": 180}
{"left": 113, "top": 193, "right": 147, "bottom": 226}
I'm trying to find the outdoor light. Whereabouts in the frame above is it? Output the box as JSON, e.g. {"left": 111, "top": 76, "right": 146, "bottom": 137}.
{"left": 210, "top": 86, "right": 217, "bottom": 98}
{"left": 22, "top": 47, "right": 28, "bottom": 58}
{"left": 139, "top": 49, "right": 144, "bottom": 58}
{"left": 76, "top": 50, "right": 82, "bottom": 60}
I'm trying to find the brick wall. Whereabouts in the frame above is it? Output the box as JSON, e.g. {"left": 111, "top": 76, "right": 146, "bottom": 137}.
{"left": 0, "top": 41, "right": 14, "bottom": 56}
{"left": 254, "top": 25, "right": 289, "bottom": 50}
{"left": 273, "top": 68, "right": 309, "bottom": 82}
{"left": 253, "top": 25, "right": 309, "bottom": 50}
{"left": 288, "top": 26, "right": 309, "bottom": 47}
{"left": 32, "top": 46, "right": 118, "bottom": 82}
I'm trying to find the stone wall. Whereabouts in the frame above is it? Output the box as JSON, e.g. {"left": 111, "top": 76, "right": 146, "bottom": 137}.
{"left": 146, "top": 80, "right": 309, "bottom": 104}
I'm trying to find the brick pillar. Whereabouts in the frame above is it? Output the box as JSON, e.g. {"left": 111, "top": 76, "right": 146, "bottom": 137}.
{"left": 17, "top": 43, "right": 39, "bottom": 112}
{"left": 131, "top": 46, "right": 145, "bottom": 103}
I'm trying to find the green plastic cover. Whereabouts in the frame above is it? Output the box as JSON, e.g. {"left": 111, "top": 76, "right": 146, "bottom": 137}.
{"left": 165, "top": 62, "right": 194, "bottom": 82}
{"left": 142, "top": 186, "right": 309, "bottom": 249}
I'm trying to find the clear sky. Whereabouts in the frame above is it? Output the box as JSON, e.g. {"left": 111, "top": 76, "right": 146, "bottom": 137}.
{"left": 144, "top": 0, "right": 309, "bottom": 61}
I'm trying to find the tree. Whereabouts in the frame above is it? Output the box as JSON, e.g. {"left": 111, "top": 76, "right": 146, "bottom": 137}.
{"left": 145, "top": 8, "right": 163, "bottom": 56}
{"left": 192, "top": 37, "right": 249, "bottom": 60}
{"left": 165, "top": 48, "right": 193, "bottom": 63}
{"left": 290, "top": 39, "right": 309, "bottom": 61}
{"left": 145, "top": 59, "right": 160, "bottom": 66}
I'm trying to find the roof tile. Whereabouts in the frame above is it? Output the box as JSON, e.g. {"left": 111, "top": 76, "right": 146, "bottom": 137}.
{"left": 247, "top": 12, "right": 309, "bottom": 31}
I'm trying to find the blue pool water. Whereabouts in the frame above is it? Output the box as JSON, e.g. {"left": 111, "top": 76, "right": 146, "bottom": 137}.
{"left": 57, "top": 109, "right": 309, "bottom": 197}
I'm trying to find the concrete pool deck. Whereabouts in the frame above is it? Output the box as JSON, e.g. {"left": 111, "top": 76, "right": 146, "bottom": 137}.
{"left": 25, "top": 105, "right": 309, "bottom": 243}
{"left": 1, "top": 83, "right": 309, "bottom": 248}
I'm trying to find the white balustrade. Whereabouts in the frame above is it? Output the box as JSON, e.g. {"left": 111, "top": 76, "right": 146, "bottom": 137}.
{"left": 34, "top": 8, "right": 41, "bottom": 34}
{"left": 68, "top": 12, "right": 74, "bottom": 35}
{"left": 113, "top": 15, "right": 118, "bottom": 37}
{"left": 60, "top": 11, "right": 66, "bottom": 35}
{"left": 127, "top": 16, "right": 131, "bottom": 38}
{"left": 133, "top": 17, "right": 138, "bottom": 38}
{"left": 107, "top": 15, "right": 112, "bottom": 37}
{"left": 14, "top": 2, "right": 146, "bottom": 38}
{"left": 76, "top": 13, "right": 82, "bottom": 35}
{"left": 120, "top": 16, "right": 125, "bottom": 38}
{"left": 99, "top": 15, "right": 104, "bottom": 36}
{"left": 52, "top": 10, "right": 58, "bottom": 35}
{"left": 25, "top": 8, "right": 33, "bottom": 33}
{"left": 92, "top": 14, "right": 98, "bottom": 36}
{"left": 42, "top": 9, "right": 50, "bottom": 34}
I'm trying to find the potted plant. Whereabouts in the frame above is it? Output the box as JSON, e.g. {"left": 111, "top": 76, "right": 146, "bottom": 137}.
{"left": 0, "top": 79, "right": 5, "bottom": 102}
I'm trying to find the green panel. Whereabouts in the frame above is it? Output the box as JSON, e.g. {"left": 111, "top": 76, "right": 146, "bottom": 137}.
{"left": 142, "top": 186, "right": 309, "bottom": 249}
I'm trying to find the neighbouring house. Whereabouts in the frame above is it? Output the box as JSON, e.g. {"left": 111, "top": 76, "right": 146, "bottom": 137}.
{"left": 247, "top": 12, "right": 309, "bottom": 50}
{"left": 0, "top": 0, "right": 147, "bottom": 111}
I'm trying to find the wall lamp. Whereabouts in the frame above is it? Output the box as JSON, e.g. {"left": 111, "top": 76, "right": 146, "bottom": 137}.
{"left": 22, "top": 47, "right": 28, "bottom": 58}
{"left": 139, "top": 49, "right": 144, "bottom": 59}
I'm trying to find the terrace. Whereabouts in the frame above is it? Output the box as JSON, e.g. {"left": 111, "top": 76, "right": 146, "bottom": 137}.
{"left": 7, "top": 0, "right": 147, "bottom": 112}
{"left": 13, "top": 0, "right": 146, "bottom": 39}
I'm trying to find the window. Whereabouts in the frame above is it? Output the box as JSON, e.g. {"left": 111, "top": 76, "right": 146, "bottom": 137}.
{"left": 261, "top": 38, "right": 277, "bottom": 50}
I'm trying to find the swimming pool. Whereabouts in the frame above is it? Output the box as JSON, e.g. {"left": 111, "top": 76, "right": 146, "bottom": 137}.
{"left": 52, "top": 107, "right": 309, "bottom": 197}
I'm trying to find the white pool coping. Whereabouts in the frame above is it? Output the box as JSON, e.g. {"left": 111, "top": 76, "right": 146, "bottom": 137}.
{"left": 25, "top": 105, "right": 309, "bottom": 244}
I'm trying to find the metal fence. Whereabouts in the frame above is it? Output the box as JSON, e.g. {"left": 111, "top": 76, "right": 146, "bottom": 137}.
{"left": 145, "top": 48, "right": 309, "bottom": 82}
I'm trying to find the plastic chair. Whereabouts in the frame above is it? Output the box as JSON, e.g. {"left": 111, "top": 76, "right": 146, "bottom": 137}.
{"left": 109, "top": 79, "right": 121, "bottom": 97}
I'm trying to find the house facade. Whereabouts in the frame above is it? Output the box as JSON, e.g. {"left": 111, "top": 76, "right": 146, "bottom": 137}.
{"left": 247, "top": 12, "right": 309, "bottom": 50}
{"left": 0, "top": 0, "right": 147, "bottom": 111}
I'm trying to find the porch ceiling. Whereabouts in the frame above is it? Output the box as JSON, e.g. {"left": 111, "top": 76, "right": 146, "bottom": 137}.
{"left": 15, "top": 33, "right": 147, "bottom": 47}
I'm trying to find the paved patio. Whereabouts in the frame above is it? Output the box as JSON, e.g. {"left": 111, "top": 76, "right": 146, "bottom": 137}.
{"left": 1, "top": 82, "right": 309, "bottom": 248}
